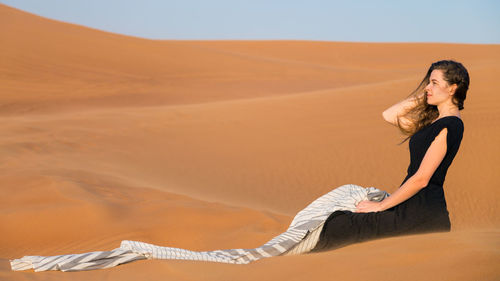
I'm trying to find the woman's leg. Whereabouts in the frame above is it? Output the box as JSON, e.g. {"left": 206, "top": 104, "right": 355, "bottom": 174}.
{"left": 310, "top": 210, "right": 359, "bottom": 252}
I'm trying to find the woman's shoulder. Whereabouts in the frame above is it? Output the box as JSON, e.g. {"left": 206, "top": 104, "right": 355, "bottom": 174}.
{"left": 430, "top": 116, "right": 464, "bottom": 131}
{"left": 429, "top": 116, "right": 464, "bottom": 144}
{"left": 431, "top": 116, "right": 463, "bottom": 125}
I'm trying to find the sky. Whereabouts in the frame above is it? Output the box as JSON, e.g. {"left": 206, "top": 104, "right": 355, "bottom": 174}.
{"left": 1, "top": 0, "right": 499, "bottom": 44}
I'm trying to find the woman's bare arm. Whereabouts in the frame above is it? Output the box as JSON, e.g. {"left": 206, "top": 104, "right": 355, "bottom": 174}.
{"left": 355, "top": 173, "right": 428, "bottom": 213}
{"left": 382, "top": 92, "right": 423, "bottom": 127}
{"left": 378, "top": 174, "right": 427, "bottom": 211}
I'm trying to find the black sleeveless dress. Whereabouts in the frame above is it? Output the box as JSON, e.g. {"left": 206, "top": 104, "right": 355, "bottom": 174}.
{"left": 311, "top": 116, "right": 464, "bottom": 252}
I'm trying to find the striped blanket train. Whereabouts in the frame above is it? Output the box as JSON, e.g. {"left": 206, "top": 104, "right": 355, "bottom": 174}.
{"left": 10, "top": 184, "right": 389, "bottom": 272}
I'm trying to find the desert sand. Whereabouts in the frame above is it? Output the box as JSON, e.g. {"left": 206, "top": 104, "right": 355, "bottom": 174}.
{"left": 0, "top": 3, "right": 499, "bottom": 280}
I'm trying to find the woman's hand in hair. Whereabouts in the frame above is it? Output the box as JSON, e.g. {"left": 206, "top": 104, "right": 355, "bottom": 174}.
{"left": 354, "top": 200, "right": 384, "bottom": 213}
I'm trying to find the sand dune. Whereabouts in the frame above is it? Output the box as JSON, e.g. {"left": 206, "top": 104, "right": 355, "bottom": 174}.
{"left": 1, "top": 3, "right": 499, "bottom": 280}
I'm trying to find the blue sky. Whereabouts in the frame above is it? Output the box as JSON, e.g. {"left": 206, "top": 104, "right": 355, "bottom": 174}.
{"left": 1, "top": 0, "right": 499, "bottom": 44}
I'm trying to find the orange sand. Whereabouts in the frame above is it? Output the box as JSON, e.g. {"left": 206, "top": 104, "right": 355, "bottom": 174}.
{"left": 0, "top": 3, "right": 499, "bottom": 280}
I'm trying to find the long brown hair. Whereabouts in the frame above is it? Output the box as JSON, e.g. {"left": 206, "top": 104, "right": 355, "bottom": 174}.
{"left": 396, "top": 60, "right": 470, "bottom": 145}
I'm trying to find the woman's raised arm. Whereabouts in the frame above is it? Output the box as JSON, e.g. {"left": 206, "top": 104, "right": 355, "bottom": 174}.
{"left": 382, "top": 92, "right": 423, "bottom": 127}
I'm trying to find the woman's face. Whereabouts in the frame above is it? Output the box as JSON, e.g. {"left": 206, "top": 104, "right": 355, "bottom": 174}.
{"left": 424, "top": 69, "right": 455, "bottom": 106}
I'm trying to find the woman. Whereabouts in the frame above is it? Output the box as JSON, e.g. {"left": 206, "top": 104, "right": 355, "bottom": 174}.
{"left": 310, "top": 60, "right": 469, "bottom": 252}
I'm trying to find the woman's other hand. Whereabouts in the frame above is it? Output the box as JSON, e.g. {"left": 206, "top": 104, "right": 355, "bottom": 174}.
{"left": 355, "top": 200, "right": 384, "bottom": 213}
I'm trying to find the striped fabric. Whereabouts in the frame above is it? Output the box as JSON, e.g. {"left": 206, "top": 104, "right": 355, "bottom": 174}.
{"left": 282, "top": 221, "right": 325, "bottom": 256}
{"left": 10, "top": 184, "right": 389, "bottom": 272}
